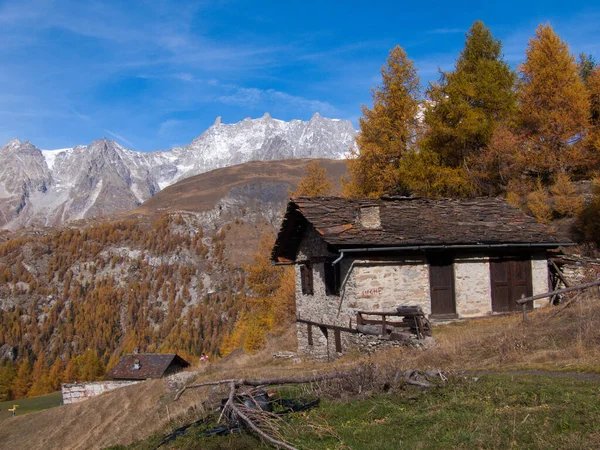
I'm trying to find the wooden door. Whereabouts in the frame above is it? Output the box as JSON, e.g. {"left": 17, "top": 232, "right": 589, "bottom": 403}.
{"left": 429, "top": 257, "right": 456, "bottom": 318}
{"left": 490, "top": 257, "right": 533, "bottom": 312}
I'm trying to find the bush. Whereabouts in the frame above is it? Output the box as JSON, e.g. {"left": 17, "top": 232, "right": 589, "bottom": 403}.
{"left": 526, "top": 181, "right": 552, "bottom": 223}
{"left": 550, "top": 173, "right": 584, "bottom": 217}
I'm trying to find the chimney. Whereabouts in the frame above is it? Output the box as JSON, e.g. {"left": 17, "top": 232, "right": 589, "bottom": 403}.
{"left": 133, "top": 358, "right": 141, "bottom": 370}
{"left": 359, "top": 206, "right": 381, "bottom": 229}
{"left": 133, "top": 347, "right": 139, "bottom": 355}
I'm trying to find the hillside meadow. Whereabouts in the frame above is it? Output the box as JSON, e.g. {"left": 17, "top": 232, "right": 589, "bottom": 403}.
{"left": 1, "top": 289, "right": 600, "bottom": 449}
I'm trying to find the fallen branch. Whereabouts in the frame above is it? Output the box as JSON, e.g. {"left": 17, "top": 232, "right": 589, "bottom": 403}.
{"left": 175, "top": 371, "right": 348, "bottom": 400}
{"left": 225, "top": 381, "right": 298, "bottom": 450}
{"left": 173, "top": 368, "right": 445, "bottom": 449}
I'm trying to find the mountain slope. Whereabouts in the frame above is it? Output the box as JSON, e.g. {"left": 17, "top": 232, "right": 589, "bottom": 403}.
{"left": 0, "top": 157, "right": 346, "bottom": 402}
{"left": 0, "top": 114, "right": 355, "bottom": 229}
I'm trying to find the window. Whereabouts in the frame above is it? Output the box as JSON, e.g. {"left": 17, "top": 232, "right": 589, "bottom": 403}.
{"left": 300, "top": 264, "right": 314, "bottom": 295}
{"left": 324, "top": 260, "right": 341, "bottom": 295}
{"left": 307, "top": 324, "right": 313, "bottom": 346}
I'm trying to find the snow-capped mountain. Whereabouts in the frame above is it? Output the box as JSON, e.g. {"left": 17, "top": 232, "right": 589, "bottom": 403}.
{"left": 0, "top": 113, "right": 355, "bottom": 229}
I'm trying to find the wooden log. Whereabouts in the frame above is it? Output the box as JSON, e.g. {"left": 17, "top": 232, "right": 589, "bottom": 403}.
{"left": 516, "top": 280, "right": 600, "bottom": 305}
{"left": 549, "top": 260, "right": 570, "bottom": 288}
{"left": 296, "top": 318, "right": 358, "bottom": 334}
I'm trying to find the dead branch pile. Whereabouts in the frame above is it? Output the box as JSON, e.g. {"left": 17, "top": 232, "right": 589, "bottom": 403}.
{"left": 174, "top": 366, "right": 448, "bottom": 449}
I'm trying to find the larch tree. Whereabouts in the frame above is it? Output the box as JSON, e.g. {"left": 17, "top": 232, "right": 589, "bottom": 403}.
{"left": 423, "top": 20, "right": 516, "bottom": 168}
{"left": 343, "top": 45, "right": 421, "bottom": 198}
{"left": 12, "top": 359, "right": 32, "bottom": 399}
{"left": 290, "top": 161, "right": 333, "bottom": 197}
{"left": 585, "top": 66, "right": 600, "bottom": 164}
{"left": 28, "top": 354, "right": 51, "bottom": 397}
{"left": 518, "top": 24, "right": 590, "bottom": 179}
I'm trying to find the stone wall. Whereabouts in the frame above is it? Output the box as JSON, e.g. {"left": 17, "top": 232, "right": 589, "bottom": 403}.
{"left": 532, "top": 253, "right": 550, "bottom": 308}
{"left": 61, "top": 380, "right": 140, "bottom": 404}
{"left": 454, "top": 256, "right": 492, "bottom": 317}
{"left": 294, "top": 229, "right": 551, "bottom": 359}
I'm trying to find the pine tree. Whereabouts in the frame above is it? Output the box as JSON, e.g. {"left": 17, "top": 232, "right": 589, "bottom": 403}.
{"left": 518, "top": 24, "right": 590, "bottom": 178}
{"left": 423, "top": 20, "right": 516, "bottom": 167}
{"left": 63, "top": 358, "right": 79, "bottom": 383}
{"left": 245, "top": 235, "right": 282, "bottom": 299}
{"left": 290, "top": 161, "right": 333, "bottom": 197}
{"left": 29, "top": 354, "right": 52, "bottom": 397}
{"left": 12, "top": 359, "right": 32, "bottom": 399}
{"left": 48, "top": 357, "right": 64, "bottom": 391}
{"left": 0, "top": 361, "right": 16, "bottom": 401}
{"left": 344, "top": 45, "right": 420, "bottom": 198}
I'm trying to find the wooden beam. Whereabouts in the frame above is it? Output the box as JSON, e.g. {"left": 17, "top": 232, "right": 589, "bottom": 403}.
{"left": 517, "top": 280, "right": 600, "bottom": 305}
{"left": 296, "top": 318, "right": 359, "bottom": 334}
{"left": 549, "top": 259, "right": 570, "bottom": 288}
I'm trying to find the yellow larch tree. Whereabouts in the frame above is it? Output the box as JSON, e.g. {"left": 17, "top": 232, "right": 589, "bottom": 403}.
{"left": 518, "top": 24, "right": 590, "bottom": 179}
{"left": 343, "top": 45, "right": 421, "bottom": 198}
{"left": 290, "top": 161, "right": 333, "bottom": 197}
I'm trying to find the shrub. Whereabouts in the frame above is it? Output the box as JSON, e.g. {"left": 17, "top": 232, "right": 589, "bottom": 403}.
{"left": 526, "top": 181, "right": 552, "bottom": 223}
{"left": 550, "top": 173, "right": 584, "bottom": 217}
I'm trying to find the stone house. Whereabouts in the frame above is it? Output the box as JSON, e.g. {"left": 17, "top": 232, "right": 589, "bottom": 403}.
{"left": 107, "top": 352, "right": 190, "bottom": 380}
{"left": 62, "top": 352, "right": 190, "bottom": 404}
{"left": 271, "top": 196, "right": 572, "bottom": 360}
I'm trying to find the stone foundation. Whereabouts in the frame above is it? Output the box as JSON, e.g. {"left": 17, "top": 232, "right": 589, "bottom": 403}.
{"left": 61, "top": 380, "right": 140, "bottom": 404}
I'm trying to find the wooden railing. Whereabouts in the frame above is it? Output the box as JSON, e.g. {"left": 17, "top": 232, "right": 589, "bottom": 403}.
{"left": 516, "top": 280, "right": 600, "bottom": 321}
{"left": 356, "top": 309, "right": 428, "bottom": 339}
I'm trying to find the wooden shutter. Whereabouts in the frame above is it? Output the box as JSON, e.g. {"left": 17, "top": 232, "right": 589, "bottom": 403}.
{"left": 300, "top": 264, "right": 314, "bottom": 295}
{"left": 429, "top": 255, "right": 456, "bottom": 318}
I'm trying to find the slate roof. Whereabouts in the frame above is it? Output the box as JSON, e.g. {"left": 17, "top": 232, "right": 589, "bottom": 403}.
{"left": 272, "top": 196, "right": 572, "bottom": 263}
{"left": 107, "top": 353, "right": 189, "bottom": 380}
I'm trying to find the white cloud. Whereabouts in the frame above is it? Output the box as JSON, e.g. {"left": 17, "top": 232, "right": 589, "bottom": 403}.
{"left": 158, "top": 119, "right": 183, "bottom": 137}
{"left": 217, "top": 85, "right": 339, "bottom": 117}
{"left": 103, "top": 129, "right": 136, "bottom": 149}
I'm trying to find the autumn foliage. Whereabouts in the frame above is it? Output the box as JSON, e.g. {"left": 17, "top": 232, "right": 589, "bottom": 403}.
{"left": 290, "top": 161, "right": 333, "bottom": 197}
{"left": 220, "top": 235, "right": 295, "bottom": 355}
{"left": 0, "top": 214, "right": 252, "bottom": 400}
{"left": 344, "top": 21, "right": 596, "bottom": 227}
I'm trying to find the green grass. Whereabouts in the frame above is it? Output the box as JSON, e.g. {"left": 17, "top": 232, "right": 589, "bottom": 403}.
{"left": 0, "top": 391, "right": 62, "bottom": 421}
{"left": 112, "top": 374, "right": 600, "bottom": 449}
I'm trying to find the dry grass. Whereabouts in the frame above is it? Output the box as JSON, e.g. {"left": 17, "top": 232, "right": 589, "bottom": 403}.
{"left": 3, "top": 291, "right": 600, "bottom": 450}
{"left": 365, "top": 289, "right": 600, "bottom": 372}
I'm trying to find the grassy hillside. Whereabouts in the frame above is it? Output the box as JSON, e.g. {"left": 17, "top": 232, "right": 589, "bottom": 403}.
{"left": 0, "top": 391, "right": 61, "bottom": 421}
{"left": 2, "top": 290, "right": 600, "bottom": 449}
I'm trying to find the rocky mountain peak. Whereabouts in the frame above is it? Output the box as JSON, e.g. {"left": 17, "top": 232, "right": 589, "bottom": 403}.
{"left": 0, "top": 114, "right": 356, "bottom": 229}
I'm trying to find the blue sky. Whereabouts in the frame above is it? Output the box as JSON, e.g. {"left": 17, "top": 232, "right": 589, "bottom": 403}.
{"left": 1, "top": 0, "right": 599, "bottom": 151}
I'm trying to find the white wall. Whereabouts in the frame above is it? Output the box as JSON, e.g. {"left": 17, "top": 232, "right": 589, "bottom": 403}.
{"left": 454, "top": 256, "right": 493, "bottom": 317}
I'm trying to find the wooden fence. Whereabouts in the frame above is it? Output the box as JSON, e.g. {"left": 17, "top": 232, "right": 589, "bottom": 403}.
{"left": 516, "top": 280, "right": 600, "bottom": 321}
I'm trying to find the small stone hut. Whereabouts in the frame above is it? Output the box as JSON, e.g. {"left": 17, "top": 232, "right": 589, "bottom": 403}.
{"left": 271, "top": 196, "right": 572, "bottom": 360}
{"left": 107, "top": 353, "right": 190, "bottom": 380}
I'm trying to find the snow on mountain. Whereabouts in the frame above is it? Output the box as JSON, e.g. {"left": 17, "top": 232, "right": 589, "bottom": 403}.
{"left": 0, "top": 114, "right": 356, "bottom": 229}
